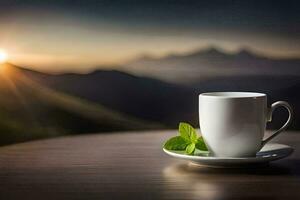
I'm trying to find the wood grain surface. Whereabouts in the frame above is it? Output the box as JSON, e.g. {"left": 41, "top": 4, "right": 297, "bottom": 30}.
{"left": 0, "top": 130, "right": 300, "bottom": 200}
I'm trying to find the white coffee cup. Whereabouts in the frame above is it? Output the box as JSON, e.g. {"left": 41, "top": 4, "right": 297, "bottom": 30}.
{"left": 199, "top": 92, "right": 293, "bottom": 157}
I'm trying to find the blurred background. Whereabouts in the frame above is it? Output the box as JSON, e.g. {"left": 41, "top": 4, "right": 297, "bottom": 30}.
{"left": 0, "top": 0, "right": 299, "bottom": 146}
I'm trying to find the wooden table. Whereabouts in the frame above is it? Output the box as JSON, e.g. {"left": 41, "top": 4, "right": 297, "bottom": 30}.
{"left": 0, "top": 130, "right": 299, "bottom": 200}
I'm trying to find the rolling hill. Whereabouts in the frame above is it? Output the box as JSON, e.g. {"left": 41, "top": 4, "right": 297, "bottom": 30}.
{"left": 0, "top": 63, "right": 162, "bottom": 146}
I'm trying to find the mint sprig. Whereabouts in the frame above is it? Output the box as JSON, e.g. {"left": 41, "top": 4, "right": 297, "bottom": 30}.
{"left": 163, "top": 122, "right": 208, "bottom": 155}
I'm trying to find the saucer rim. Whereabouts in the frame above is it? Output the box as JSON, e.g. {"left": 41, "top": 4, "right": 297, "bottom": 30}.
{"left": 163, "top": 143, "right": 293, "bottom": 161}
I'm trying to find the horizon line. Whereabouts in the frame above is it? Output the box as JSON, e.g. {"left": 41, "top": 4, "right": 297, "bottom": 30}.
{"left": 6, "top": 45, "right": 300, "bottom": 75}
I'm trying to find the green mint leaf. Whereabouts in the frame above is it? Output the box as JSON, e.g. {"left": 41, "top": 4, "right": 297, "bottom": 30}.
{"left": 179, "top": 122, "right": 198, "bottom": 142}
{"left": 195, "top": 137, "right": 208, "bottom": 151}
{"left": 185, "top": 143, "right": 195, "bottom": 155}
{"left": 163, "top": 136, "right": 189, "bottom": 150}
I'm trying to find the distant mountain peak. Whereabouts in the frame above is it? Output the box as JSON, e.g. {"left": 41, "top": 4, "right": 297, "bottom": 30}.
{"left": 203, "top": 46, "right": 224, "bottom": 54}
{"left": 161, "top": 46, "right": 228, "bottom": 60}
{"left": 188, "top": 46, "right": 228, "bottom": 57}
{"left": 236, "top": 48, "right": 256, "bottom": 58}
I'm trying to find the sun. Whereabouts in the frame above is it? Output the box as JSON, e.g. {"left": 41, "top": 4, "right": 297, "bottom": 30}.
{"left": 0, "top": 49, "right": 8, "bottom": 63}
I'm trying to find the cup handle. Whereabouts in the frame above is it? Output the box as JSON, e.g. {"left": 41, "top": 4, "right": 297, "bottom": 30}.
{"left": 262, "top": 101, "right": 293, "bottom": 146}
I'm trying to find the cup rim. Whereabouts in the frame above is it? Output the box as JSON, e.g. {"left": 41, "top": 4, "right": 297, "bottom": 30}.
{"left": 199, "top": 92, "right": 266, "bottom": 98}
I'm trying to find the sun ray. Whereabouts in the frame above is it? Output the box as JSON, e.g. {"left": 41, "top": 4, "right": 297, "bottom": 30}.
{"left": 0, "top": 65, "right": 40, "bottom": 128}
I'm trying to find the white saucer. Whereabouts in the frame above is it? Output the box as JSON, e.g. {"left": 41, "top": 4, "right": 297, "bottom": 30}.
{"left": 163, "top": 143, "right": 293, "bottom": 168}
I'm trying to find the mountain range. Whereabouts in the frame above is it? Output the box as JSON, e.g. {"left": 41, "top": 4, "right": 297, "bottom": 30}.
{"left": 0, "top": 64, "right": 162, "bottom": 145}
{"left": 123, "top": 47, "right": 300, "bottom": 84}
{"left": 23, "top": 47, "right": 300, "bottom": 130}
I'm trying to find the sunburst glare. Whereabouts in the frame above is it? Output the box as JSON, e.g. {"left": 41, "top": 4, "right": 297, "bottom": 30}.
{"left": 0, "top": 49, "right": 8, "bottom": 63}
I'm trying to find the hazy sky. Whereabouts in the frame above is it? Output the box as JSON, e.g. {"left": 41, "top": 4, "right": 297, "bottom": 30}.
{"left": 0, "top": 0, "right": 299, "bottom": 73}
